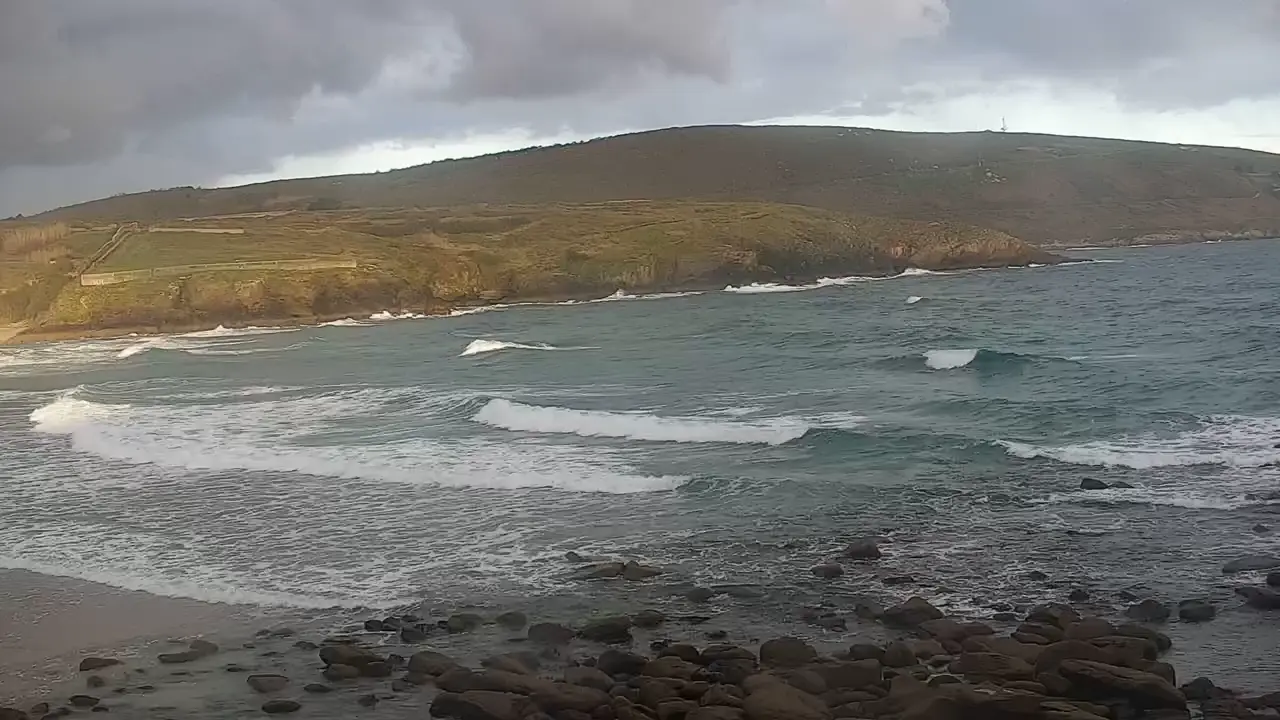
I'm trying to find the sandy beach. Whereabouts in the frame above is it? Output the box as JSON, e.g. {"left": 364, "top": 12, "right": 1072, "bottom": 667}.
{"left": 0, "top": 569, "right": 280, "bottom": 706}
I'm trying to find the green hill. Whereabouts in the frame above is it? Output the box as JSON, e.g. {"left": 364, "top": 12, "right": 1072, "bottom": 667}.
{"left": 35, "top": 125, "right": 1280, "bottom": 246}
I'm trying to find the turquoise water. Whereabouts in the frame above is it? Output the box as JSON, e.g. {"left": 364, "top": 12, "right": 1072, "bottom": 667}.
{"left": 1, "top": 240, "right": 1278, "bottom": 682}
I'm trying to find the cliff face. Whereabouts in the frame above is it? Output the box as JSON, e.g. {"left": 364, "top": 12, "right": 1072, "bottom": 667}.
{"left": 36, "top": 125, "right": 1280, "bottom": 247}
{"left": 24, "top": 201, "right": 1057, "bottom": 337}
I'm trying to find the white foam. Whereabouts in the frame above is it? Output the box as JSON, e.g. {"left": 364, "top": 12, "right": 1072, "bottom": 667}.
{"left": 1032, "top": 488, "right": 1270, "bottom": 511}
{"left": 460, "top": 339, "right": 564, "bottom": 357}
{"left": 319, "top": 318, "right": 371, "bottom": 327}
{"left": 472, "top": 398, "right": 855, "bottom": 445}
{"left": 924, "top": 349, "right": 978, "bottom": 370}
{"left": 370, "top": 310, "right": 429, "bottom": 321}
{"left": 723, "top": 282, "right": 810, "bottom": 294}
{"left": 1001, "top": 416, "right": 1280, "bottom": 469}
{"left": 30, "top": 390, "right": 681, "bottom": 494}
{"left": 906, "top": 296, "right": 925, "bottom": 305}
{"left": 180, "top": 324, "right": 297, "bottom": 338}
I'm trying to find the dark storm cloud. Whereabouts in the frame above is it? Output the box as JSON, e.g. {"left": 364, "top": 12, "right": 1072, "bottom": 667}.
{"left": 2, "top": 0, "right": 1280, "bottom": 215}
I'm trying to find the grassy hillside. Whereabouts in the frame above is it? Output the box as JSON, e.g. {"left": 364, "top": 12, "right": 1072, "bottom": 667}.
{"left": 20, "top": 200, "right": 1054, "bottom": 337}
{"left": 35, "top": 126, "right": 1280, "bottom": 246}
{"left": 0, "top": 221, "right": 117, "bottom": 324}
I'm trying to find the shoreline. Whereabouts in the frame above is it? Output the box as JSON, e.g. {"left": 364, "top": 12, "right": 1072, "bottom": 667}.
{"left": 0, "top": 258, "right": 1069, "bottom": 347}
{"left": 2, "top": 555, "right": 1277, "bottom": 719}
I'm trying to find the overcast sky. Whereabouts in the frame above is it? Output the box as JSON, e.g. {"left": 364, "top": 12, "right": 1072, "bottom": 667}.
{"left": 3, "top": 0, "right": 1279, "bottom": 216}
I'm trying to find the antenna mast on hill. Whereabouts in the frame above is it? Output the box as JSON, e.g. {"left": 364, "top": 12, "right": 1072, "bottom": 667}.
{"left": 1000, "top": 117, "right": 1008, "bottom": 133}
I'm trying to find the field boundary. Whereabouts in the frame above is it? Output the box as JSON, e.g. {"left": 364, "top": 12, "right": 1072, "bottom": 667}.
{"left": 80, "top": 258, "right": 357, "bottom": 286}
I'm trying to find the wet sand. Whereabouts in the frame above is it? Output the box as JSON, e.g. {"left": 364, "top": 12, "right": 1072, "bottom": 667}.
{"left": 0, "top": 569, "right": 276, "bottom": 705}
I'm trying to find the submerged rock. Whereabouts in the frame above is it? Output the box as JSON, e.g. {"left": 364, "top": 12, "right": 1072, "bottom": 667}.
{"left": 759, "top": 637, "right": 817, "bottom": 668}
{"left": 810, "top": 563, "right": 844, "bottom": 579}
{"left": 1080, "top": 478, "right": 1109, "bottom": 490}
{"left": 579, "top": 616, "right": 634, "bottom": 644}
{"left": 246, "top": 675, "right": 289, "bottom": 693}
{"left": 260, "top": 700, "right": 301, "bottom": 714}
{"left": 1176, "top": 599, "right": 1216, "bottom": 623}
{"left": 881, "top": 597, "right": 943, "bottom": 627}
{"left": 1124, "top": 599, "right": 1171, "bottom": 623}
{"left": 495, "top": 611, "right": 528, "bottom": 630}
{"left": 78, "top": 659, "right": 122, "bottom": 672}
{"left": 527, "top": 623, "right": 575, "bottom": 645}
{"left": 1236, "top": 586, "right": 1280, "bottom": 610}
{"left": 843, "top": 538, "right": 881, "bottom": 561}
{"left": 1222, "top": 555, "right": 1280, "bottom": 573}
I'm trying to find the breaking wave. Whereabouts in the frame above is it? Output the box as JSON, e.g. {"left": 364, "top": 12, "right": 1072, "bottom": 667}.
{"left": 924, "top": 349, "right": 979, "bottom": 370}
{"left": 29, "top": 389, "right": 683, "bottom": 494}
{"left": 472, "top": 398, "right": 864, "bottom": 445}
{"left": 1001, "top": 416, "right": 1280, "bottom": 469}
{"left": 906, "top": 296, "right": 925, "bottom": 305}
{"left": 460, "top": 339, "right": 589, "bottom": 357}
{"left": 918, "top": 348, "right": 1083, "bottom": 372}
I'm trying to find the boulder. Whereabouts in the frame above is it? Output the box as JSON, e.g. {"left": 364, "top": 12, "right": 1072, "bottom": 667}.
{"left": 843, "top": 538, "right": 881, "bottom": 561}
{"left": 0, "top": 710, "right": 27, "bottom": 720}
{"left": 784, "top": 670, "right": 827, "bottom": 696}
{"left": 68, "top": 696, "right": 99, "bottom": 708}
{"left": 483, "top": 653, "right": 539, "bottom": 675}
{"left": 598, "top": 649, "right": 649, "bottom": 677}
{"left": 656, "top": 699, "right": 700, "bottom": 720}
{"left": 881, "top": 597, "right": 943, "bottom": 627}
{"left": 1080, "top": 478, "right": 1109, "bottom": 490}
{"left": 622, "top": 561, "right": 663, "bottom": 581}
{"left": 528, "top": 622, "right": 576, "bottom": 645}
{"left": 636, "top": 677, "right": 684, "bottom": 709}
{"left": 1236, "top": 586, "right": 1280, "bottom": 610}
{"left": 949, "top": 652, "right": 1034, "bottom": 681}
{"left": 565, "top": 666, "right": 614, "bottom": 692}
{"left": 78, "top": 658, "right": 122, "bottom": 672}
{"left": 687, "top": 587, "right": 716, "bottom": 603}
{"left": 634, "top": 610, "right": 667, "bottom": 629}
{"left": 688, "top": 708, "right": 745, "bottom": 720}
{"left": 1090, "top": 635, "right": 1158, "bottom": 663}
{"left": 409, "top": 650, "right": 459, "bottom": 676}
{"left": 759, "top": 637, "right": 817, "bottom": 668}
{"left": 1067, "top": 589, "right": 1090, "bottom": 602}
{"left": 810, "top": 660, "right": 882, "bottom": 690}
{"left": 437, "top": 669, "right": 553, "bottom": 696}
{"left": 261, "top": 700, "right": 301, "bottom": 715}
{"left": 319, "top": 644, "right": 383, "bottom": 668}
{"left": 1124, "top": 599, "right": 1170, "bottom": 623}
{"left": 246, "top": 675, "right": 289, "bottom": 693}
{"left": 1115, "top": 623, "right": 1173, "bottom": 653}
{"left": 846, "top": 644, "right": 885, "bottom": 662}
{"left": 1064, "top": 618, "right": 1114, "bottom": 641}
{"left": 494, "top": 611, "right": 528, "bottom": 630}
{"left": 446, "top": 613, "right": 485, "bottom": 633}
{"left": 430, "top": 691, "right": 531, "bottom": 720}
{"left": 883, "top": 642, "right": 916, "bottom": 669}
{"left": 157, "top": 639, "right": 219, "bottom": 665}
{"left": 360, "top": 661, "right": 393, "bottom": 678}
{"left": 742, "top": 683, "right": 832, "bottom": 720}
{"left": 701, "top": 684, "right": 745, "bottom": 707}
{"left": 1017, "top": 621, "right": 1065, "bottom": 642}
{"left": 658, "top": 644, "right": 702, "bottom": 663}
{"left": 322, "top": 664, "right": 361, "bottom": 681}
{"left": 1057, "top": 659, "right": 1186, "bottom": 709}
{"left": 580, "top": 616, "right": 634, "bottom": 644}
{"left": 643, "top": 656, "right": 703, "bottom": 681}
{"left": 1176, "top": 599, "right": 1216, "bottom": 623}
{"left": 810, "top": 564, "right": 844, "bottom": 579}
{"left": 1222, "top": 555, "right": 1280, "bottom": 573}
{"left": 1027, "top": 603, "right": 1081, "bottom": 628}
{"left": 531, "top": 682, "right": 612, "bottom": 713}
{"left": 400, "top": 626, "right": 428, "bottom": 643}
{"left": 303, "top": 684, "right": 332, "bottom": 694}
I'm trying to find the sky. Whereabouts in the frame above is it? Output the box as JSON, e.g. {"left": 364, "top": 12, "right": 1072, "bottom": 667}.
{"left": 2, "top": 0, "right": 1279, "bottom": 217}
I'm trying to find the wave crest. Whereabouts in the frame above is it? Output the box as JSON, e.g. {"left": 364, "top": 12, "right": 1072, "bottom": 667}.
{"left": 924, "top": 348, "right": 978, "bottom": 370}
{"left": 1001, "top": 415, "right": 1280, "bottom": 469}
{"left": 461, "top": 339, "right": 561, "bottom": 357}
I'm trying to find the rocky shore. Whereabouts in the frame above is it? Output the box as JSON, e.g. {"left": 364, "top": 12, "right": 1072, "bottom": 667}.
{"left": 5, "top": 546, "right": 1278, "bottom": 720}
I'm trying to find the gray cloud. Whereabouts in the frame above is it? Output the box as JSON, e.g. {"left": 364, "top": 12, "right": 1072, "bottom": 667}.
{"left": 2, "top": 0, "right": 1279, "bottom": 216}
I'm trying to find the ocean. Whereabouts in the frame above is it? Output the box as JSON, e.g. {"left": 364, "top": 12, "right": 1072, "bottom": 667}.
{"left": 2, "top": 239, "right": 1278, "bottom": 688}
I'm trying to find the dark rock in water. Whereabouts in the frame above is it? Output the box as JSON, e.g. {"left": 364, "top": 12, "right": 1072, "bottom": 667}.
{"left": 564, "top": 551, "right": 588, "bottom": 562}
{"left": 246, "top": 675, "right": 289, "bottom": 693}
{"left": 432, "top": 691, "right": 531, "bottom": 720}
{"left": 633, "top": 609, "right": 666, "bottom": 629}
{"left": 409, "top": 648, "right": 460, "bottom": 676}
{"left": 0, "top": 709, "right": 29, "bottom": 720}
{"left": 1254, "top": 524, "right": 1273, "bottom": 534}
{"left": 531, "top": 682, "right": 612, "bottom": 713}
{"left": 1111, "top": 481, "right": 1134, "bottom": 488}
{"left": 881, "top": 642, "right": 916, "bottom": 669}
{"left": 1025, "top": 570, "right": 1049, "bottom": 582}
{"left": 658, "top": 644, "right": 701, "bottom": 664}
{"left": 852, "top": 598, "right": 884, "bottom": 620}
{"left": 686, "top": 587, "right": 715, "bottom": 603}
{"left": 261, "top": 700, "right": 301, "bottom": 715}
{"left": 29, "top": 704, "right": 49, "bottom": 716}
{"left": 157, "top": 638, "right": 218, "bottom": 665}
{"left": 810, "top": 563, "right": 843, "bottom": 579}
{"left": 292, "top": 641, "right": 318, "bottom": 651}
{"left": 1080, "top": 478, "right": 1109, "bottom": 490}
{"left": 1222, "top": 555, "right": 1280, "bottom": 573}
{"left": 846, "top": 644, "right": 884, "bottom": 663}
{"left": 992, "top": 612, "right": 1020, "bottom": 622}
{"left": 319, "top": 645, "right": 383, "bottom": 668}
{"left": 303, "top": 684, "right": 332, "bottom": 694}
{"left": 78, "top": 659, "right": 122, "bottom": 672}
{"left": 843, "top": 538, "right": 881, "bottom": 560}
{"left": 622, "top": 560, "right": 663, "bottom": 581}
{"left": 495, "top": 611, "right": 528, "bottom": 630}
{"left": 759, "top": 637, "right": 817, "bottom": 668}
{"left": 190, "top": 639, "right": 218, "bottom": 655}
{"left": 482, "top": 652, "right": 540, "bottom": 675}
{"left": 704, "top": 630, "right": 727, "bottom": 641}
{"left": 576, "top": 562, "right": 626, "bottom": 580}
{"left": 1057, "top": 659, "right": 1186, "bottom": 709}
{"left": 882, "top": 574, "right": 915, "bottom": 585}
{"left": 360, "top": 662, "right": 393, "bottom": 678}
{"left": 1124, "top": 599, "right": 1171, "bottom": 623}
{"left": 67, "top": 697, "right": 99, "bottom": 709}
{"left": 88, "top": 709, "right": 108, "bottom": 715}
{"left": 1116, "top": 624, "right": 1173, "bottom": 653}
{"left": 881, "top": 597, "right": 943, "bottom": 627}
{"left": 579, "top": 616, "right": 633, "bottom": 644}
{"left": 358, "top": 620, "right": 382, "bottom": 632}
{"left": 356, "top": 694, "right": 378, "bottom": 708}
{"left": 1268, "top": 571, "right": 1280, "bottom": 587}
{"left": 321, "top": 664, "right": 361, "bottom": 682}
{"left": 1236, "top": 586, "right": 1280, "bottom": 610}
{"left": 1181, "top": 677, "right": 1222, "bottom": 701}
{"left": 85, "top": 676, "right": 106, "bottom": 689}
{"left": 400, "top": 626, "right": 428, "bottom": 643}
{"left": 447, "top": 613, "right": 485, "bottom": 633}
{"left": 1068, "top": 589, "right": 1090, "bottom": 602}
{"left": 597, "top": 649, "right": 648, "bottom": 676}
{"left": 1176, "top": 599, "right": 1216, "bottom": 623}
{"left": 1117, "top": 589, "right": 1140, "bottom": 602}
{"left": 380, "top": 616, "right": 403, "bottom": 630}
{"left": 1064, "top": 618, "right": 1114, "bottom": 641}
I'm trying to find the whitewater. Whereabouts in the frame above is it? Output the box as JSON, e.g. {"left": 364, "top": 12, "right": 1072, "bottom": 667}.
{"left": 2, "top": 236, "right": 1280, "bottom": 693}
